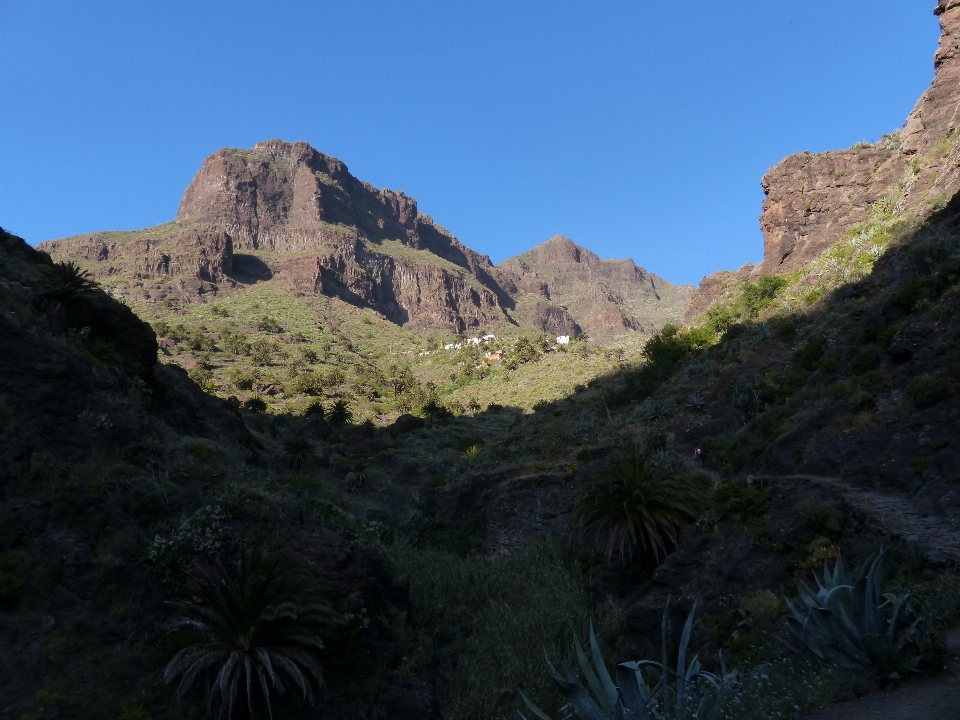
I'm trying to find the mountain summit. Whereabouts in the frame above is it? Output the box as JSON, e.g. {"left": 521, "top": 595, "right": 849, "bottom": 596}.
{"left": 499, "top": 235, "right": 692, "bottom": 341}
{"left": 42, "top": 141, "right": 689, "bottom": 340}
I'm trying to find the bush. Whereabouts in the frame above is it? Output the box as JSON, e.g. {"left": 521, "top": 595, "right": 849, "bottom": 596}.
{"left": 186, "top": 364, "right": 213, "bottom": 386}
{"left": 251, "top": 339, "right": 274, "bottom": 365}
{"left": 222, "top": 329, "right": 251, "bottom": 355}
{"left": 292, "top": 372, "right": 325, "bottom": 396}
{"left": 892, "top": 276, "right": 942, "bottom": 313}
{"left": 793, "top": 336, "right": 825, "bottom": 370}
{"left": 739, "top": 275, "right": 788, "bottom": 319}
{"left": 244, "top": 396, "right": 267, "bottom": 413}
{"left": 627, "top": 324, "right": 711, "bottom": 400}
{"left": 851, "top": 347, "right": 881, "bottom": 375}
{"left": 256, "top": 316, "right": 283, "bottom": 333}
{"left": 387, "top": 542, "right": 618, "bottom": 720}
{"left": 713, "top": 480, "right": 770, "bottom": 525}
{"left": 906, "top": 373, "right": 948, "bottom": 407}
{"left": 0, "top": 551, "right": 26, "bottom": 610}
{"left": 422, "top": 399, "right": 452, "bottom": 419}
{"left": 325, "top": 368, "right": 346, "bottom": 390}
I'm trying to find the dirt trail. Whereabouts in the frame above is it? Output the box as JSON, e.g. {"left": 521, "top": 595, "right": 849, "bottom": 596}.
{"left": 755, "top": 474, "right": 960, "bottom": 566}
{"left": 803, "top": 674, "right": 960, "bottom": 720}
{"left": 748, "top": 475, "right": 960, "bottom": 719}
{"left": 802, "top": 630, "right": 960, "bottom": 720}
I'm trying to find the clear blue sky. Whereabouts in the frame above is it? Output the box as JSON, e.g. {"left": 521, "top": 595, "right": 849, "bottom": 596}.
{"left": 0, "top": 1, "right": 941, "bottom": 285}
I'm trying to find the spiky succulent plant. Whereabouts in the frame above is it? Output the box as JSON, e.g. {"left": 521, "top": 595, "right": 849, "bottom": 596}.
{"left": 282, "top": 435, "right": 315, "bottom": 469}
{"left": 785, "top": 551, "right": 926, "bottom": 677}
{"left": 325, "top": 399, "right": 352, "bottom": 427}
{"left": 647, "top": 402, "right": 669, "bottom": 422}
{"left": 520, "top": 598, "right": 736, "bottom": 720}
{"left": 38, "top": 260, "right": 100, "bottom": 302}
{"left": 684, "top": 392, "right": 707, "bottom": 414}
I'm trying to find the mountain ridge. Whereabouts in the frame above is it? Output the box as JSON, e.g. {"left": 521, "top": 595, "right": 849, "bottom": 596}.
{"left": 499, "top": 234, "right": 693, "bottom": 340}
{"left": 41, "top": 140, "right": 691, "bottom": 342}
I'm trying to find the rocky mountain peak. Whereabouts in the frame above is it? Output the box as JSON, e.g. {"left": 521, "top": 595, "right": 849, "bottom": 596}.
{"left": 522, "top": 234, "right": 598, "bottom": 267}
{"left": 499, "top": 236, "right": 693, "bottom": 341}
{"left": 901, "top": 0, "right": 960, "bottom": 155}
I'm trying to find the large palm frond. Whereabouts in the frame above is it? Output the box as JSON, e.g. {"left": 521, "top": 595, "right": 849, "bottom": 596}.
{"left": 164, "top": 549, "right": 335, "bottom": 719}
{"left": 38, "top": 260, "right": 100, "bottom": 302}
{"left": 575, "top": 446, "right": 701, "bottom": 562}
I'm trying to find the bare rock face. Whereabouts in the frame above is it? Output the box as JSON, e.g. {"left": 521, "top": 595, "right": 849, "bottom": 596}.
{"left": 900, "top": 0, "right": 960, "bottom": 157}
{"left": 42, "top": 226, "right": 233, "bottom": 285}
{"left": 759, "top": 1, "right": 960, "bottom": 277}
{"left": 42, "top": 139, "right": 688, "bottom": 339}
{"left": 498, "top": 235, "right": 693, "bottom": 341}
{"left": 689, "top": 1, "right": 960, "bottom": 316}
{"left": 758, "top": 147, "right": 904, "bottom": 274}
{"left": 43, "top": 140, "right": 585, "bottom": 334}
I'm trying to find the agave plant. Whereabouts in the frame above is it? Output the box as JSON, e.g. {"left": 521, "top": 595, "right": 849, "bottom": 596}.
{"left": 37, "top": 260, "right": 100, "bottom": 302}
{"left": 647, "top": 402, "right": 668, "bottom": 422}
{"left": 164, "top": 549, "right": 334, "bottom": 719}
{"left": 520, "top": 599, "right": 737, "bottom": 720}
{"left": 684, "top": 392, "right": 706, "bottom": 414}
{"left": 575, "top": 446, "right": 701, "bottom": 562}
{"left": 785, "top": 551, "right": 925, "bottom": 677}
{"left": 462, "top": 444, "right": 482, "bottom": 463}
{"left": 325, "top": 399, "right": 352, "bottom": 427}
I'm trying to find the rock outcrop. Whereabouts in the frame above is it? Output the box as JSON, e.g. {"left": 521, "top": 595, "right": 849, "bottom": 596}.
{"left": 688, "top": 0, "right": 960, "bottom": 318}
{"left": 499, "top": 235, "right": 693, "bottom": 341}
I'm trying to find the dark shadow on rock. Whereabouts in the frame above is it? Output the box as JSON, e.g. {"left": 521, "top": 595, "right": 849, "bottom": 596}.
{"left": 230, "top": 253, "right": 273, "bottom": 283}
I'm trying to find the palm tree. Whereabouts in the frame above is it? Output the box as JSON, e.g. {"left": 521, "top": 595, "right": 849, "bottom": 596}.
{"left": 303, "top": 400, "right": 325, "bottom": 418}
{"left": 575, "top": 446, "right": 702, "bottom": 563}
{"left": 325, "top": 399, "right": 352, "bottom": 427}
{"left": 163, "top": 549, "right": 334, "bottom": 719}
{"left": 282, "top": 435, "right": 314, "bottom": 469}
{"left": 38, "top": 260, "right": 100, "bottom": 303}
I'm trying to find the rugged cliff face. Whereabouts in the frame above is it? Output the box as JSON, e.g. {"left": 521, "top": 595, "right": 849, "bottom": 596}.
{"left": 43, "top": 140, "right": 528, "bottom": 334}
{"left": 687, "top": 0, "right": 960, "bottom": 319}
{"left": 42, "top": 141, "right": 689, "bottom": 340}
{"left": 499, "top": 235, "right": 693, "bottom": 341}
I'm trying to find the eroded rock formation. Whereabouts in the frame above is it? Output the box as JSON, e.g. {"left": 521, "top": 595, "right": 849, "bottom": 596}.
{"left": 688, "top": 0, "right": 960, "bottom": 319}
{"left": 43, "top": 141, "right": 689, "bottom": 339}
